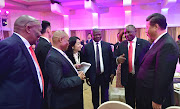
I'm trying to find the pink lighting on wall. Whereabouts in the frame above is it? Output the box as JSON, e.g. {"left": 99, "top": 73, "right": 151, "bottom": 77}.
{"left": 123, "top": 0, "right": 132, "bottom": 6}
{"left": 92, "top": 13, "right": 98, "bottom": 17}
{"left": 63, "top": 15, "right": 70, "bottom": 37}
{"left": 92, "top": 13, "right": 99, "bottom": 29}
{"left": 125, "top": 10, "right": 132, "bottom": 26}
{"left": 63, "top": 15, "right": 68, "bottom": 18}
{"left": 64, "top": 28, "right": 70, "bottom": 37}
{"left": 161, "top": 8, "right": 169, "bottom": 13}
{"left": 92, "top": 25, "right": 98, "bottom": 29}
{"left": 125, "top": 10, "right": 131, "bottom": 14}
{"left": 0, "top": 10, "right": 1, "bottom": 13}
{"left": 161, "top": 8, "right": 169, "bottom": 16}
{"left": 161, "top": 8, "right": 169, "bottom": 21}
{"left": 64, "top": 15, "right": 69, "bottom": 28}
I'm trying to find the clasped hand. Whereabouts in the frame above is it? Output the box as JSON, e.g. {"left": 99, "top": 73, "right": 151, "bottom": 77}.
{"left": 78, "top": 71, "right": 86, "bottom": 80}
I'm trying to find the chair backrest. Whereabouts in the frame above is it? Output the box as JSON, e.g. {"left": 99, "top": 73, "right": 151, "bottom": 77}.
{"left": 98, "top": 101, "right": 133, "bottom": 109}
{"left": 166, "top": 106, "right": 180, "bottom": 109}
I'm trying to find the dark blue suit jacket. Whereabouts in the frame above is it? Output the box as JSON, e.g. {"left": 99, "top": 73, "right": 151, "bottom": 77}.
{"left": 136, "top": 33, "right": 179, "bottom": 107}
{"left": 35, "top": 37, "right": 52, "bottom": 100}
{"left": 115, "top": 38, "right": 150, "bottom": 86}
{"left": 45, "top": 48, "right": 82, "bottom": 109}
{"left": 83, "top": 41, "right": 116, "bottom": 85}
{"left": 0, "top": 34, "right": 43, "bottom": 109}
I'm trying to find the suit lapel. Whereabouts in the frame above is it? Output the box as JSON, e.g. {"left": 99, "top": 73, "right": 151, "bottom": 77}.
{"left": 135, "top": 38, "right": 140, "bottom": 63}
{"left": 40, "top": 37, "right": 52, "bottom": 47}
{"left": 101, "top": 41, "right": 105, "bottom": 60}
{"left": 123, "top": 41, "right": 128, "bottom": 63}
{"left": 90, "top": 41, "right": 96, "bottom": 61}
{"left": 13, "top": 34, "right": 41, "bottom": 89}
{"left": 140, "top": 33, "right": 166, "bottom": 65}
{"left": 53, "top": 48, "right": 78, "bottom": 75}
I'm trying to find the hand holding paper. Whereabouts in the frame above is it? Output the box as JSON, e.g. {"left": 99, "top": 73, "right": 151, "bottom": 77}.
{"left": 78, "top": 62, "right": 91, "bottom": 74}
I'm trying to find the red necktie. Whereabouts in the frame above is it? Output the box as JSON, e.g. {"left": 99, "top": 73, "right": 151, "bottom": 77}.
{"left": 128, "top": 41, "right": 133, "bottom": 73}
{"left": 29, "top": 46, "right": 44, "bottom": 98}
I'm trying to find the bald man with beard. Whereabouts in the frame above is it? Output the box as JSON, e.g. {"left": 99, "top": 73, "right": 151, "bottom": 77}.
{"left": 0, "top": 15, "right": 43, "bottom": 109}
{"left": 45, "top": 30, "right": 85, "bottom": 109}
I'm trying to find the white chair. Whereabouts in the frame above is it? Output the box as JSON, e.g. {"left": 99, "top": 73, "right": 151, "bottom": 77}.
{"left": 98, "top": 101, "right": 133, "bottom": 109}
{"left": 166, "top": 106, "right": 180, "bottom": 109}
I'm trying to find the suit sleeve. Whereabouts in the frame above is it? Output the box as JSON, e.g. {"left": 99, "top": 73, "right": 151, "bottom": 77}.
{"left": 82, "top": 46, "right": 90, "bottom": 78}
{"left": 109, "top": 44, "right": 116, "bottom": 75}
{"left": 152, "top": 43, "right": 178, "bottom": 104}
{"left": 114, "top": 43, "right": 120, "bottom": 57}
{"left": 45, "top": 56, "right": 82, "bottom": 90}
{"left": 0, "top": 41, "right": 14, "bottom": 82}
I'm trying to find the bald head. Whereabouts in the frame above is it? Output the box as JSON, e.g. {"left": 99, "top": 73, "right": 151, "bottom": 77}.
{"left": 52, "top": 30, "right": 68, "bottom": 43}
{"left": 14, "top": 15, "right": 39, "bottom": 32}
{"left": 52, "top": 30, "right": 69, "bottom": 51}
{"left": 13, "top": 15, "right": 42, "bottom": 45}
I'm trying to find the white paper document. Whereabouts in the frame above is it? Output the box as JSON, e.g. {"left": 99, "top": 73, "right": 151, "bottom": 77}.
{"left": 78, "top": 62, "right": 91, "bottom": 74}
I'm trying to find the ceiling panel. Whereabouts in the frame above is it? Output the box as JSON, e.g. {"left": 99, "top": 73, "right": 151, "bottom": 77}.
{"left": 2, "top": 0, "right": 179, "bottom": 12}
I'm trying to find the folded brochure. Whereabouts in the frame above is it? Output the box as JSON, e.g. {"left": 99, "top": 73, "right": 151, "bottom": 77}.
{"left": 78, "top": 62, "right": 91, "bottom": 74}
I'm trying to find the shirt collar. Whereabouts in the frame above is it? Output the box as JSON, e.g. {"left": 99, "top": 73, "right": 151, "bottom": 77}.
{"left": 40, "top": 36, "right": 50, "bottom": 43}
{"left": 14, "top": 32, "right": 31, "bottom": 48}
{"left": 52, "top": 46, "right": 66, "bottom": 56}
{"left": 93, "top": 40, "right": 102, "bottom": 45}
{"left": 74, "top": 52, "right": 79, "bottom": 56}
{"left": 153, "top": 32, "right": 167, "bottom": 44}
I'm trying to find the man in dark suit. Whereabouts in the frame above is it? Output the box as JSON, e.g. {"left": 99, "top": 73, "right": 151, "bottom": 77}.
{"left": 136, "top": 13, "right": 179, "bottom": 109}
{"left": 35, "top": 20, "right": 52, "bottom": 109}
{"left": 83, "top": 29, "right": 116, "bottom": 109}
{"left": 176, "top": 35, "right": 180, "bottom": 63}
{"left": 0, "top": 15, "right": 43, "bottom": 109}
{"left": 115, "top": 25, "right": 150, "bottom": 108}
{"left": 45, "top": 30, "right": 86, "bottom": 109}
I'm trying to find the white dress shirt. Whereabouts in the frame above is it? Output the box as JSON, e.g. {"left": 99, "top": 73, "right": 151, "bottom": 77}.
{"left": 93, "top": 40, "right": 104, "bottom": 73}
{"left": 14, "top": 32, "right": 43, "bottom": 92}
{"left": 52, "top": 46, "right": 79, "bottom": 74}
{"left": 73, "top": 52, "right": 80, "bottom": 64}
{"left": 128, "top": 37, "right": 137, "bottom": 74}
